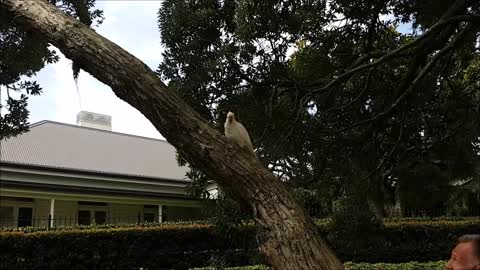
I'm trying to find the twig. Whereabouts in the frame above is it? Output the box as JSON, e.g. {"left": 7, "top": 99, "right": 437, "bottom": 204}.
{"left": 361, "top": 111, "right": 405, "bottom": 182}
{"left": 324, "top": 67, "right": 375, "bottom": 116}
{"left": 404, "top": 117, "right": 467, "bottom": 155}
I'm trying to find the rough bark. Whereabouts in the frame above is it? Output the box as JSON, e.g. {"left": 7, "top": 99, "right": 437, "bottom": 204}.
{"left": 0, "top": 0, "right": 344, "bottom": 269}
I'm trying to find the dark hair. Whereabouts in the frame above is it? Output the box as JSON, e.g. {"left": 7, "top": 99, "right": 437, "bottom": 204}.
{"left": 458, "top": 234, "right": 480, "bottom": 259}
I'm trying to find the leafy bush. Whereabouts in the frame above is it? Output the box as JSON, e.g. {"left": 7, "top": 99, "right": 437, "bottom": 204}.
{"left": 291, "top": 187, "right": 332, "bottom": 218}
{"left": 327, "top": 198, "right": 385, "bottom": 260}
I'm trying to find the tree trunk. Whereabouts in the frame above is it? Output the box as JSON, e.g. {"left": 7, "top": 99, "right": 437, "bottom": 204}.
{"left": 0, "top": 0, "right": 344, "bottom": 269}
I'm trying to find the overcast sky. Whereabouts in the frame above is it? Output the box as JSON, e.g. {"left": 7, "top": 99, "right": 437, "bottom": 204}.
{"left": 28, "top": 1, "right": 165, "bottom": 139}
{"left": 26, "top": 1, "right": 412, "bottom": 140}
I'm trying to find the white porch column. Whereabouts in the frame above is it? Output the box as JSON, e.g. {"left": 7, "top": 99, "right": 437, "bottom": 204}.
{"left": 158, "top": 204, "right": 163, "bottom": 223}
{"left": 49, "top": 198, "right": 55, "bottom": 228}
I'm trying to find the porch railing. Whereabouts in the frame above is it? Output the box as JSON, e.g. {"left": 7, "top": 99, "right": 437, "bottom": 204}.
{"left": 0, "top": 212, "right": 159, "bottom": 230}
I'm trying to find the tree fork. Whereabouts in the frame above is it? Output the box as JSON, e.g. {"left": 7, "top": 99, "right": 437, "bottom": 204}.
{"left": 0, "top": 0, "right": 344, "bottom": 269}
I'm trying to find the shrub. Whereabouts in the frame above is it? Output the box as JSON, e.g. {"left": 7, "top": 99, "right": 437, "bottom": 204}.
{"left": 327, "top": 198, "right": 385, "bottom": 260}
{"left": 291, "top": 187, "right": 332, "bottom": 218}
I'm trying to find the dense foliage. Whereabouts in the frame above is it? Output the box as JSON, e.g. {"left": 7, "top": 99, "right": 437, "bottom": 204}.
{"left": 2, "top": 0, "right": 479, "bottom": 220}
{"left": 158, "top": 0, "right": 480, "bottom": 216}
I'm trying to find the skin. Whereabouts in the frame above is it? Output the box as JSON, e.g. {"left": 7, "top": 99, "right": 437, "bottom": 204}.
{"left": 445, "top": 242, "right": 480, "bottom": 270}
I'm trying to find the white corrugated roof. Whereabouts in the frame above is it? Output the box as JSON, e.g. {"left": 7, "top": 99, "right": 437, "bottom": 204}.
{"left": 0, "top": 121, "right": 189, "bottom": 181}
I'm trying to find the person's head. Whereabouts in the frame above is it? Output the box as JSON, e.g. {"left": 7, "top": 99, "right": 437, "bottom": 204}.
{"left": 446, "top": 234, "right": 480, "bottom": 270}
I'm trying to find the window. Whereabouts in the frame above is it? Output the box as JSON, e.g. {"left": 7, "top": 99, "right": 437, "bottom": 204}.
{"left": 0, "top": 207, "right": 14, "bottom": 227}
{"left": 17, "top": 207, "right": 33, "bottom": 227}
{"left": 143, "top": 205, "right": 158, "bottom": 223}
{"left": 78, "top": 210, "right": 91, "bottom": 225}
{"left": 162, "top": 205, "right": 168, "bottom": 222}
{"left": 94, "top": 211, "right": 106, "bottom": 225}
{"left": 77, "top": 201, "right": 108, "bottom": 225}
{"left": 144, "top": 213, "right": 155, "bottom": 223}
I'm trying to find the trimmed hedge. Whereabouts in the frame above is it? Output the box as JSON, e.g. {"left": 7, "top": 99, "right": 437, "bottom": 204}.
{"left": 343, "top": 261, "right": 446, "bottom": 270}
{"left": 0, "top": 224, "right": 257, "bottom": 270}
{"left": 0, "top": 220, "right": 477, "bottom": 269}
{"left": 322, "top": 218, "right": 479, "bottom": 263}
{"left": 0, "top": 220, "right": 211, "bottom": 233}
{"left": 194, "top": 261, "right": 447, "bottom": 270}
{"left": 194, "top": 266, "right": 271, "bottom": 270}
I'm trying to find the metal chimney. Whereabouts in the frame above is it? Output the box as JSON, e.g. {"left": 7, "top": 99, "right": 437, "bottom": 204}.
{"left": 76, "top": 111, "right": 112, "bottom": 131}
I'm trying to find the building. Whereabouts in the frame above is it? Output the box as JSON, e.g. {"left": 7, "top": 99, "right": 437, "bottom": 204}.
{"left": 0, "top": 111, "right": 207, "bottom": 228}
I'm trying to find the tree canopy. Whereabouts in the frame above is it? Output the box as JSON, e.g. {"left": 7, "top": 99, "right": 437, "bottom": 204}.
{"left": 2, "top": 0, "right": 479, "bottom": 268}
{"left": 0, "top": 0, "right": 102, "bottom": 139}
{"left": 157, "top": 0, "right": 480, "bottom": 215}
{"left": 1, "top": 0, "right": 479, "bottom": 217}
{"left": 0, "top": 0, "right": 348, "bottom": 267}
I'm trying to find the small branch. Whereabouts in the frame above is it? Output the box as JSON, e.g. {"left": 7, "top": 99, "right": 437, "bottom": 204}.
{"left": 364, "top": 4, "right": 383, "bottom": 53}
{"left": 308, "top": 14, "right": 480, "bottom": 95}
{"left": 405, "top": 117, "right": 467, "bottom": 155}
{"left": 5, "top": 85, "right": 12, "bottom": 99}
{"left": 334, "top": 24, "right": 472, "bottom": 134}
{"left": 348, "top": 51, "right": 387, "bottom": 70}
{"left": 360, "top": 111, "right": 405, "bottom": 182}
{"left": 324, "top": 67, "right": 375, "bottom": 116}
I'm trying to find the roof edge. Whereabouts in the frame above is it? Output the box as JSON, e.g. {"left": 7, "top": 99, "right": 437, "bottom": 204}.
{"left": 1, "top": 180, "right": 201, "bottom": 201}
{"left": 1, "top": 161, "right": 191, "bottom": 185}
{"left": 28, "top": 120, "right": 168, "bottom": 143}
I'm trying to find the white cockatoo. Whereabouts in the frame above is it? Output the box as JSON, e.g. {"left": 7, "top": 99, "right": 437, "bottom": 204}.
{"left": 224, "top": 111, "right": 255, "bottom": 156}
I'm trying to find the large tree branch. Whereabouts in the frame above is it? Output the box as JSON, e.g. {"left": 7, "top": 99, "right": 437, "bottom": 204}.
{"left": 308, "top": 12, "right": 479, "bottom": 95}
{"left": 0, "top": 0, "right": 344, "bottom": 269}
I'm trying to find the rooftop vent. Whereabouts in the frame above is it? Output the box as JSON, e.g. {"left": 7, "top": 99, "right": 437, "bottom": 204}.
{"left": 76, "top": 111, "right": 112, "bottom": 131}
